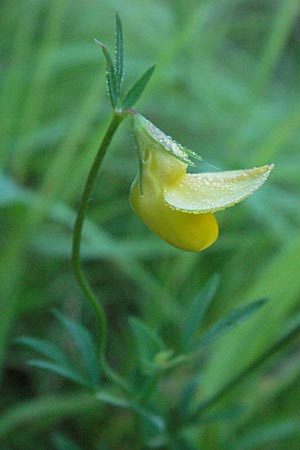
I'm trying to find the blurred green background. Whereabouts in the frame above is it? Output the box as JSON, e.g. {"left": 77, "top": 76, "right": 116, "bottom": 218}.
{"left": 1, "top": 0, "right": 300, "bottom": 449}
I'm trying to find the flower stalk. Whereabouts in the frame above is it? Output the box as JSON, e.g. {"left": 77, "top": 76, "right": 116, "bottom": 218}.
{"left": 71, "top": 111, "right": 129, "bottom": 391}
{"left": 71, "top": 14, "right": 156, "bottom": 392}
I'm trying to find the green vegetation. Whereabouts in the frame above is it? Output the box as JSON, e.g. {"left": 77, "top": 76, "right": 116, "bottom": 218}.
{"left": 1, "top": 1, "right": 300, "bottom": 449}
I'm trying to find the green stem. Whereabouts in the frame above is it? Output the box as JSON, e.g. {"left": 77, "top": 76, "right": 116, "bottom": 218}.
{"left": 72, "top": 111, "right": 129, "bottom": 391}
{"left": 188, "top": 320, "right": 300, "bottom": 422}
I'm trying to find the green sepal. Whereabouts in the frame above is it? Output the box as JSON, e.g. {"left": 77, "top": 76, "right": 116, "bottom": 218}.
{"left": 132, "top": 113, "right": 202, "bottom": 166}
{"left": 183, "top": 147, "right": 203, "bottom": 162}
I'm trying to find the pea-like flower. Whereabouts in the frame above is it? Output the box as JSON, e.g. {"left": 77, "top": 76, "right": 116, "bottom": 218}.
{"left": 130, "top": 113, "right": 273, "bottom": 252}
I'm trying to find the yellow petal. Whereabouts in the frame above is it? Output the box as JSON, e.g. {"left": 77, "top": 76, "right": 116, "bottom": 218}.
{"left": 164, "top": 165, "right": 274, "bottom": 213}
{"left": 132, "top": 113, "right": 200, "bottom": 166}
{"left": 130, "top": 113, "right": 274, "bottom": 252}
{"left": 130, "top": 167, "right": 218, "bottom": 252}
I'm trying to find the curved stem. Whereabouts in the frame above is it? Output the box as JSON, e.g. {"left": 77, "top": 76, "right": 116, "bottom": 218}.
{"left": 72, "top": 111, "right": 129, "bottom": 391}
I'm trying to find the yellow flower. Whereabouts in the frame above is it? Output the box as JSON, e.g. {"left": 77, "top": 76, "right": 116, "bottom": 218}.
{"left": 130, "top": 113, "right": 273, "bottom": 252}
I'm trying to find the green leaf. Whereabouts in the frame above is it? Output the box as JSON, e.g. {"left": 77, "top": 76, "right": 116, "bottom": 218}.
{"left": 131, "top": 403, "right": 165, "bottom": 433}
{"left": 0, "top": 171, "right": 30, "bottom": 206}
{"left": 115, "top": 12, "right": 124, "bottom": 99}
{"left": 177, "top": 375, "right": 201, "bottom": 422}
{"left": 191, "top": 299, "right": 268, "bottom": 352}
{"left": 15, "top": 336, "right": 69, "bottom": 366}
{"left": 196, "top": 405, "right": 244, "bottom": 425}
{"left": 96, "top": 389, "right": 130, "bottom": 408}
{"left": 52, "top": 432, "right": 84, "bottom": 450}
{"left": 27, "top": 360, "right": 87, "bottom": 386}
{"left": 0, "top": 393, "right": 99, "bottom": 438}
{"left": 94, "top": 39, "right": 117, "bottom": 108}
{"left": 182, "top": 273, "right": 220, "bottom": 351}
{"left": 189, "top": 319, "right": 300, "bottom": 421}
{"left": 54, "top": 311, "right": 100, "bottom": 387}
{"left": 172, "top": 437, "right": 196, "bottom": 450}
{"left": 129, "top": 317, "right": 165, "bottom": 372}
{"left": 15, "top": 335, "right": 93, "bottom": 388}
{"left": 122, "top": 64, "right": 156, "bottom": 109}
{"left": 231, "top": 418, "right": 300, "bottom": 450}
{"left": 96, "top": 389, "right": 165, "bottom": 432}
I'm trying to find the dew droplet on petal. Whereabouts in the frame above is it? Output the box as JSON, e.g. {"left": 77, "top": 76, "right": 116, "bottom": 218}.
{"left": 164, "top": 165, "right": 274, "bottom": 213}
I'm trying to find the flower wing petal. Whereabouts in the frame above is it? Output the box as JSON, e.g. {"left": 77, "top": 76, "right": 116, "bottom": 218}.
{"left": 163, "top": 164, "right": 274, "bottom": 213}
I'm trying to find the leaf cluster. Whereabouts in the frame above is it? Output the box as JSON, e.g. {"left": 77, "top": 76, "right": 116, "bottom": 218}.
{"left": 95, "top": 13, "right": 155, "bottom": 110}
{"left": 16, "top": 311, "right": 100, "bottom": 390}
{"left": 14, "top": 274, "right": 273, "bottom": 449}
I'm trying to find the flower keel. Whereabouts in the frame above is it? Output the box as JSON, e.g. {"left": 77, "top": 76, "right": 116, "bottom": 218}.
{"left": 130, "top": 168, "right": 219, "bottom": 252}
